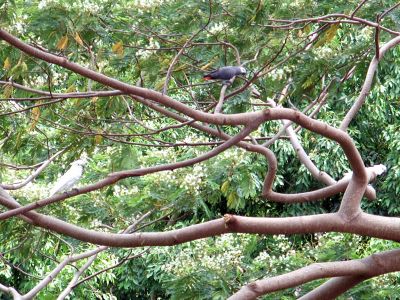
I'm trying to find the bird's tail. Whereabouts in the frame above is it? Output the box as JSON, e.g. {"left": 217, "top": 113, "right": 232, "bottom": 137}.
{"left": 49, "top": 188, "right": 57, "bottom": 197}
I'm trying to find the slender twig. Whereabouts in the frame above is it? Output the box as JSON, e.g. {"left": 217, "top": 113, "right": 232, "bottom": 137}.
{"left": 374, "top": 14, "right": 381, "bottom": 59}
{"left": 1, "top": 149, "right": 67, "bottom": 190}
{"left": 162, "top": 0, "right": 213, "bottom": 94}
{"left": 350, "top": 0, "right": 369, "bottom": 18}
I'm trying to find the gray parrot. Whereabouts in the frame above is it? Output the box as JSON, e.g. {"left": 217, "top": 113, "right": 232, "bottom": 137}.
{"left": 203, "top": 66, "right": 246, "bottom": 81}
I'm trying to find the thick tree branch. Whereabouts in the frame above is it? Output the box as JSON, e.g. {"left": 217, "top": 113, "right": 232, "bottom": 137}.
{"left": 230, "top": 248, "right": 400, "bottom": 299}
{"left": 0, "top": 185, "right": 399, "bottom": 247}
{"left": 0, "top": 124, "right": 257, "bottom": 220}
{"left": 340, "top": 35, "right": 400, "bottom": 130}
{"left": 0, "top": 21, "right": 397, "bottom": 299}
{"left": 299, "top": 276, "right": 367, "bottom": 300}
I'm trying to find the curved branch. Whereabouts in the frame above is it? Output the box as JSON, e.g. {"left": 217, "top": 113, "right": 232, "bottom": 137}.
{"left": 299, "top": 276, "right": 367, "bottom": 300}
{"left": 57, "top": 254, "right": 98, "bottom": 300}
{"left": 230, "top": 248, "right": 400, "bottom": 300}
{"left": 1, "top": 149, "right": 66, "bottom": 190}
{"left": 22, "top": 256, "right": 71, "bottom": 299}
{"left": 0, "top": 29, "right": 257, "bottom": 126}
{"left": 162, "top": 0, "right": 212, "bottom": 94}
{"left": 0, "top": 123, "right": 258, "bottom": 220}
{"left": 266, "top": 14, "right": 400, "bottom": 35}
{"left": 0, "top": 107, "right": 368, "bottom": 219}
{"left": 340, "top": 35, "right": 400, "bottom": 130}
{"left": 0, "top": 183, "right": 399, "bottom": 248}
{"left": 0, "top": 283, "right": 22, "bottom": 299}
{"left": 0, "top": 80, "right": 124, "bottom": 98}
{"left": 0, "top": 28, "right": 373, "bottom": 216}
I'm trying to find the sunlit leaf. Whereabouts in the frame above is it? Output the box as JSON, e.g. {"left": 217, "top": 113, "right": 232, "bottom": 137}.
{"left": 65, "top": 84, "right": 76, "bottom": 93}
{"left": 112, "top": 41, "right": 124, "bottom": 56}
{"left": 74, "top": 32, "right": 84, "bottom": 46}
{"left": 56, "top": 35, "right": 69, "bottom": 50}
{"left": 154, "top": 77, "right": 166, "bottom": 91}
{"left": 200, "top": 58, "right": 217, "bottom": 71}
{"left": 3, "top": 56, "right": 11, "bottom": 70}
{"left": 30, "top": 106, "right": 41, "bottom": 131}
{"left": 94, "top": 134, "right": 103, "bottom": 144}
{"left": 315, "top": 24, "right": 339, "bottom": 48}
{"left": 227, "top": 191, "right": 238, "bottom": 208}
{"left": 221, "top": 180, "right": 230, "bottom": 194}
{"left": 3, "top": 83, "right": 12, "bottom": 98}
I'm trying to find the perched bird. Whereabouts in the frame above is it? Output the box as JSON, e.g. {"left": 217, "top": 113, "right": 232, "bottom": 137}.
{"left": 342, "top": 164, "right": 387, "bottom": 181}
{"left": 49, "top": 159, "right": 87, "bottom": 196}
{"left": 203, "top": 66, "right": 246, "bottom": 81}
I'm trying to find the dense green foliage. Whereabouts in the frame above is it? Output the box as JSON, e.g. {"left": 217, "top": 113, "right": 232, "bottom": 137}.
{"left": 1, "top": 0, "right": 400, "bottom": 299}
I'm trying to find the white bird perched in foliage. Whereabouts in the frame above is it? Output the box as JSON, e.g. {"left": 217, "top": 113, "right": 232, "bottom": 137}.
{"left": 49, "top": 159, "right": 87, "bottom": 197}
{"left": 342, "top": 164, "right": 387, "bottom": 181}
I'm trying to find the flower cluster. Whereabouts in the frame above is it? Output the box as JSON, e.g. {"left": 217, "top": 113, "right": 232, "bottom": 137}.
{"left": 12, "top": 21, "right": 25, "bottom": 34}
{"left": 147, "top": 163, "right": 207, "bottom": 196}
{"left": 162, "top": 234, "right": 250, "bottom": 276}
{"left": 5, "top": 167, "right": 50, "bottom": 199}
{"left": 314, "top": 46, "right": 334, "bottom": 59}
{"left": 252, "top": 235, "right": 298, "bottom": 274}
{"left": 133, "top": 0, "right": 165, "bottom": 9}
{"left": 268, "top": 66, "right": 292, "bottom": 81}
{"left": 208, "top": 22, "right": 228, "bottom": 35}
{"left": 179, "top": 165, "right": 206, "bottom": 195}
{"left": 38, "top": 0, "right": 105, "bottom": 13}
{"left": 136, "top": 37, "right": 160, "bottom": 59}
{"left": 214, "top": 147, "right": 246, "bottom": 167}
{"left": 113, "top": 184, "right": 139, "bottom": 196}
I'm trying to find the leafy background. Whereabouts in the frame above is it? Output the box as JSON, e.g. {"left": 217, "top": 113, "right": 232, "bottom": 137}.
{"left": 1, "top": 0, "right": 400, "bottom": 298}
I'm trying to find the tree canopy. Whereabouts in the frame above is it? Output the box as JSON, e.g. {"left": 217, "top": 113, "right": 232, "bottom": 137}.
{"left": 1, "top": 0, "right": 400, "bottom": 299}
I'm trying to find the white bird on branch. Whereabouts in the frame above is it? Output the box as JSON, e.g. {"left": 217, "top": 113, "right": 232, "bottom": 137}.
{"left": 49, "top": 159, "right": 87, "bottom": 197}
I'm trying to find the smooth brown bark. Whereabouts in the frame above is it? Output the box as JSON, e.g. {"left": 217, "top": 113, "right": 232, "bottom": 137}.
{"left": 0, "top": 19, "right": 399, "bottom": 299}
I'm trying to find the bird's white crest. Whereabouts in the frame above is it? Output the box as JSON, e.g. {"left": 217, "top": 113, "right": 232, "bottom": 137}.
{"left": 342, "top": 164, "right": 387, "bottom": 181}
{"left": 370, "top": 164, "right": 386, "bottom": 176}
{"left": 71, "top": 159, "right": 87, "bottom": 167}
{"left": 49, "top": 159, "right": 87, "bottom": 196}
{"left": 239, "top": 67, "right": 246, "bottom": 74}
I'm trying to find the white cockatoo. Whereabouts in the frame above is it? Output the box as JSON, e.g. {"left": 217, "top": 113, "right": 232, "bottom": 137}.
{"left": 342, "top": 164, "right": 387, "bottom": 181}
{"left": 49, "top": 159, "right": 87, "bottom": 196}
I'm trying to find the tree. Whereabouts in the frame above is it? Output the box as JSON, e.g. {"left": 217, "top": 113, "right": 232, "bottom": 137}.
{"left": 1, "top": 0, "right": 400, "bottom": 299}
